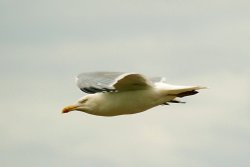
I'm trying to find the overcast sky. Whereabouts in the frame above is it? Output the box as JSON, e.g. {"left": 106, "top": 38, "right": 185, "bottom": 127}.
{"left": 1, "top": 0, "right": 250, "bottom": 167}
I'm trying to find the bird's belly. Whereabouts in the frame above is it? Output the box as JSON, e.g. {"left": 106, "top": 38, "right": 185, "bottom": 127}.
{"left": 92, "top": 90, "right": 173, "bottom": 116}
{"left": 102, "top": 100, "right": 152, "bottom": 116}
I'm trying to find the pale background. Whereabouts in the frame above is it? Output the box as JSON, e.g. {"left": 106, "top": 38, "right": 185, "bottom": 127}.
{"left": 1, "top": 0, "right": 249, "bottom": 166}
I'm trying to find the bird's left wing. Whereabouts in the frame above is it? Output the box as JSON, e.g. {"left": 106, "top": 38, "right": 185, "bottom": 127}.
{"left": 112, "top": 73, "right": 153, "bottom": 91}
{"left": 76, "top": 72, "right": 154, "bottom": 93}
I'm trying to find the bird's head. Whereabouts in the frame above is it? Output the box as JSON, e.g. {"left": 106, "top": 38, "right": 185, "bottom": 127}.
{"left": 62, "top": 96, "right": 90, "bottom": 114}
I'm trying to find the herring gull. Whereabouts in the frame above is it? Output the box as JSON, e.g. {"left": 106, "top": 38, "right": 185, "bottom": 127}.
{"left": 62, "top": 72, "right": 206, "bottom": 116}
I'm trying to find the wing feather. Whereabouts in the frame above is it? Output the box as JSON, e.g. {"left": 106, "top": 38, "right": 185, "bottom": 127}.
{"left": 76, "top": 72, "right": 155, "bottom": 93}
{"left": 111, "top": 73, "right": 153, "bottom": 91}
{"left": 76, "top": 72, "right": 122, "bottom": 93}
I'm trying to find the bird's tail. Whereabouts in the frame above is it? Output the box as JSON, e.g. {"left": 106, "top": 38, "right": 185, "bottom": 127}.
{"left": 166, "top": 86, "right": 206, "bottom": 98}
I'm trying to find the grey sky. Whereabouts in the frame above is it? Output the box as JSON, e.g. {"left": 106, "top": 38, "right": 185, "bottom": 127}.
{"left": 1, "top": 0, "right": 249, "bottom": 167}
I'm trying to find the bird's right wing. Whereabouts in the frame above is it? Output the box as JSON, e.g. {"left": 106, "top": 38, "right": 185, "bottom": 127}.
{"left": 76, "top": 72, "right": 123, "bottom": 93}
{"left": 76, "top": 72, "right": 157, "bottom": 94}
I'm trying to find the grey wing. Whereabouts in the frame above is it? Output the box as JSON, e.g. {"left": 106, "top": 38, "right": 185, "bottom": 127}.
{"left": 76, "top": 72, "right": 125, "bottom": 93}
{"left": 76, "top": 72, "right": 166, "bottom": 94}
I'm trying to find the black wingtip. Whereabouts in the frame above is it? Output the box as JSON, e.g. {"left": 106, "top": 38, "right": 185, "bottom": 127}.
{"left": 169, "top": 100, "right": 186, "bottom": 104}
{"left": 80, "top": 87, "right": 116, "bottom": 94}
{"left": 176, "top": 90, "right": 199, "bottom": 98}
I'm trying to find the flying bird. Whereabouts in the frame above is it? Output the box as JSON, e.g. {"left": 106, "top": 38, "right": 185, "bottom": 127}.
{"left": 62, "top": 72, "right": 206, "bottom": 116}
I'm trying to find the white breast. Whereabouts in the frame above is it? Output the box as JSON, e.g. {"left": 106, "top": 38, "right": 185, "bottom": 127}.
{"left": 88, "top": 88, "right": 174, "bottom": 116}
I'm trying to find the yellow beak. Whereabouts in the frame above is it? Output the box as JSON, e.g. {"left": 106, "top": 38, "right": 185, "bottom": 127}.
{"left": 62, "top": 104, "right": 78, "bottom": 113}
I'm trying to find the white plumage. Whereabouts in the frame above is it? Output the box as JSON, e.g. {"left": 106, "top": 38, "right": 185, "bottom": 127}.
{"left": 62, "top": 72, "right": 206, "bottom": 116}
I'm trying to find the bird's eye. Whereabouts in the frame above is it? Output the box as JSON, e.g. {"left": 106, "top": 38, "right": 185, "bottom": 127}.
{"left": 79, "top": 98, "right": 87, "bottom": 103}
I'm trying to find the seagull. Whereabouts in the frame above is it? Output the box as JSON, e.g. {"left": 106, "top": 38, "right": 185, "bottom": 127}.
{"left": 62, "top": 72, "right": 206, "bottom": 116}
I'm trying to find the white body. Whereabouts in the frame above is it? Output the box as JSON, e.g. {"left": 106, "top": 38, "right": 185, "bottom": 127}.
{"left": 81, "top": 88, "right": 175, "bottom": 116}
{"left": 62, "top": 72, "right": 205, "bottom": 116}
